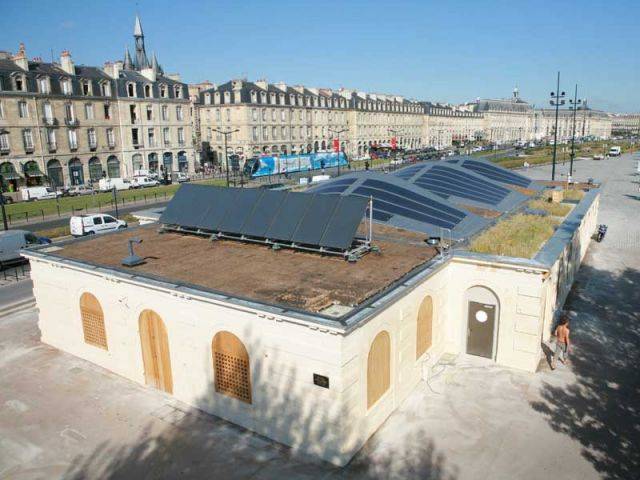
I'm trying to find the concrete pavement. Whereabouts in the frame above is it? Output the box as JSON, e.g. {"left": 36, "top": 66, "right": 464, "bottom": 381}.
{"left": 0, "top": 153, "right": 638, "bottom": 479}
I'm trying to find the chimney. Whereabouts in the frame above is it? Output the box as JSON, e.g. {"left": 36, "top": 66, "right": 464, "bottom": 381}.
{"left": 12, "top": 43, "right": 28, "bottom": 71}
{"left": 255, "top": 79, "right": 268, "bottom": 90}
{"left": 60, "top": 50, "right": 75, "bottom": 75}
{"left": 275, "top": 81, "right": 287, "bottom": 92}
{"left": 167, "top": 73, "right": 182, "bottom": 82}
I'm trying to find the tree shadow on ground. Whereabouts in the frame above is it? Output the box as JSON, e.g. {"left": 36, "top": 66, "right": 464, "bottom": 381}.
{"left": 531, "top": 265, "right": 640, "bottom": 480}
{"left": 62, "top": 327, "right": 457, "bottom": 480}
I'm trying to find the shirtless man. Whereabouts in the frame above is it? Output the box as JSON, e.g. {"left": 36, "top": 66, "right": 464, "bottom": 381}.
{"left": 551, "top": 315, "right": 570, "bottom": 370}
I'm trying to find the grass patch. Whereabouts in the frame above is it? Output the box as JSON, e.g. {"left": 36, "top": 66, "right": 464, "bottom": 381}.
{"left": 35, "top": 225, "right": 71, "bottom": 239}
{"left": 528, "top": 199, "right": 572, "bottom": 217}
{"left": 4, "top": 178, "right": 226, "bottom": 219}
{"left": 562, "top": 189, "right": 585, "bottom": 201}
{"left": 469, "top": 213, "right": 560, "bottom": 259}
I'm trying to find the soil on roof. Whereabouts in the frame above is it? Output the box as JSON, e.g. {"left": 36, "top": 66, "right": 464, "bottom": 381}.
{"left": 57, "top": 225, "right": 436, "bottom": 313}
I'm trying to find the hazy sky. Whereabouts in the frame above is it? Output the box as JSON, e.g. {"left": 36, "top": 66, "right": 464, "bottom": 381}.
{"left": 1, "top": 0, "right": 638, "bottom": 112}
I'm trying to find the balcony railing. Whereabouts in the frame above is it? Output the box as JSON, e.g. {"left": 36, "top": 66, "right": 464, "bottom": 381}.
{"left": 0, "top": 146, "right": 10, "bottom": 155}
{"left": 69, "top": 143, "right": 78, "bottom": 151}
{"left": 24, "top": 145, "right": 35, "bottom": 154}
{"left": 89, "top": 143, "right": 98, "bottom": 151}
{"left": 65, "top": 118, "right": 80, "bottom": 127}
{"left": 47, "top": 142, "right": 57, "bottom": 152}
{"left": 42, "top": 117, "right": 59, "bottom": 127}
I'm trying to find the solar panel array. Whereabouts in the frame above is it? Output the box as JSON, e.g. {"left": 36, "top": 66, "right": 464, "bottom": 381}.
{"left": 307, "top": 172, "right": 490, "bottom": 239}
{"left": 460, "top": 159, "right": 534, "bottom": 188}
{"left": 160, "top": 184, "right": 368, "bottom": 250}
{"left": 414, "top": 165, "right": 511, "bottom": 204}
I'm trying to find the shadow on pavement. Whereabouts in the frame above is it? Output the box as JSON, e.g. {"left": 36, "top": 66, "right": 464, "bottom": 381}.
{"left": 531, "top": 265, "right": 640, "bottom": 480}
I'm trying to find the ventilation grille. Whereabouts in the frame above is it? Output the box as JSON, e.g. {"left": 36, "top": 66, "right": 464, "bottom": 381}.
{"left": 214, "top": 351, "right": 251, "bottom": 403}
{"left": 81, "top": 307, "right": 108, "bottom": 349}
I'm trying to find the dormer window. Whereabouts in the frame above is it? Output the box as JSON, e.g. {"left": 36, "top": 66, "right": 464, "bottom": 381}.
{"left": 260, "top": 91, "right": 266, "bottom": 103}
{"left": 14, "top": 75, "right": 25, "bottom": 92}
{"left": 61, "top": 78, "right": 72, "bottom": 95}
{"left": 38, "top": 77, "right": 50, "bottom": 94}
{"left": 174, "top": 85, "right": 182, "bottom": 98}
{"left": 224, "top": 91, "right": 230, "bottom": 103}
{"left": 127, "top": 82, "right": 136, "bottom": 97}
{"left": 214, "top": 91, "right": 220, "bottom": 104}
{"left": 100, "top": 81, "right": 111, "bottom": 97}
{"left": 160, "top": 84, "right": 167, "bottom": 98}
{"left": 205, "top": 93, "right": 211, "bottom": 105}
{"left": 81, "top": 80, "right": 91, "bottom": 96}
{"left": 144, "top": 84, "right": 152, "bottom": 98}
{"left": 250, "top": 91, "right": 257, "bottom": 103}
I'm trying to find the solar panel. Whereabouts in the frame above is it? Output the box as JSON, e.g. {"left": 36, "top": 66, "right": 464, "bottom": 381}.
{"left": 321, "top": 196, "right": 370, "bottom": 249}
{"left": 292, "top": 194, "right": 340, "bottom": 245}
{"left": 242, "top": 190, "right": 286, "bottom": 237}
{"left": 161, "top": 185, "right": 367, "bottom": 251}
{"left": 160, "top": 184, "right": 207, "bottom": 227}
{"left": 260, "top": 193, "right": 312, "bottom": 242}
{"left": 461, "top": 159, "right": 532, "bottom": 188}
{"left": 218, "top": 188, "right": 263, "bottom": 233}
{"left": 414, "top": 166, "right": 510, "bottom": 205}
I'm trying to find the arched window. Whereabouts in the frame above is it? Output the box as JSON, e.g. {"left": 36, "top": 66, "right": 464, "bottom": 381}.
{"left": 416, "top": 296, "right": 434, "bottom": 359}
{"left": 106, "top": 155, "right": 120, "bottom": 178}
{"left": 80, "top": 292, "right": 107, "bottom": 350}
{"left": 212, "top": 331, "right": 251, "bottom": 404}
{"left": 88, "top": 157, "right": 102, "bottom": 182}
{"left": 367, "top": 331, "right": 390, "bottom": 408}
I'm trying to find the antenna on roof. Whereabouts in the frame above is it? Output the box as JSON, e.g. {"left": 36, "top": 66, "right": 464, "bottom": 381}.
{"left": 122, "top": 238, "right": 145, "bottom": 267}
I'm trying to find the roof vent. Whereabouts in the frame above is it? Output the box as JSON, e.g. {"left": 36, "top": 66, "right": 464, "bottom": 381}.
{"left": 122, "top": 238, "right": 144, "bottom": 267}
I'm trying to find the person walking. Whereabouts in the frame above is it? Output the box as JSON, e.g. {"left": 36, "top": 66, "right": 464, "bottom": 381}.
{"left": 551, "top": 314, "right": 571, "bottom": 370}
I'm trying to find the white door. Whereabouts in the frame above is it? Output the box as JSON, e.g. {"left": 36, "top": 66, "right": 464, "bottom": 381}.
{"left": 102, "top": 215, "right": 119, "bottom": 232}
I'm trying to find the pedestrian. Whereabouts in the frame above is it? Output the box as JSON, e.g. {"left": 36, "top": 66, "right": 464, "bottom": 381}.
{"left": 551, "top": 314, "right": 570, "bottom": 370}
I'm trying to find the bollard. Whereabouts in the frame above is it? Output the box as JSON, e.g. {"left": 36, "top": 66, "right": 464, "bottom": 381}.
{"left": 57, "top": 204, "right": 60, "bottom": 217}
{"left": 144, "top": 194, "right": 147, "bottom": 203}
{"left": 25, "top": 211, "right": 29, "bottom": 223}
{"left": 41, "top": 209, "right": 44, "bottom": 221}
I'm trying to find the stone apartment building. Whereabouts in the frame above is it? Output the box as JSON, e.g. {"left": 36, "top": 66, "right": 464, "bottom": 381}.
{"left": 421, "top": 102, "right": 484, "bottom": 148}
{"left": 532, "top": 105, "right": 612, "bottom": 142}
{"left": 610, "top": 113, "right": 640, "bottom": 136}
{"left": 197, "top": 79, "right": 424, "bottom": 164}
{"left": 0, "top": 16, "right": 193, "bottom": 192}
{"left": 469, "top": 88, "right": 534, "bottom": 144}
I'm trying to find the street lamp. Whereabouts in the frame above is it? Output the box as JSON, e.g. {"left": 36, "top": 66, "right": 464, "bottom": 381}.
{"left": 568, "top": 85, "right": 582, "bottom": 178}
{"left": 0, "top": 173, "right": 8, "bottom": 230}
{"left": 549, "top": 71, "right": 566, "bottom": 181}
{"left": 212, "top": 128, "right": 239, "bottom": 187}
{"left": 329, "top": 127, "right": 348, "bottom": 177}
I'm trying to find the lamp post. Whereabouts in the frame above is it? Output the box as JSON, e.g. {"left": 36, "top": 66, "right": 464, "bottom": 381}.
{"left": 389, "top": 128, "right": 400, "bottom": 170}
{"left": 213, "top": 128, "right": 239, "bottom": 187}
{"left": 0, "top": 174, "right": 8, "bottom": 230}
{"left": 329, "top": 127, "right": 348, "bottom": 177}
{"left": 568, "top": 85, "right": 582, "bottom": 178}
{"left": 549, "top": 72, "right": 566, "bottom": 181}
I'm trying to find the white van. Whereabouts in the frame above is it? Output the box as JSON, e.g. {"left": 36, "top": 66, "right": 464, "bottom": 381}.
{"left": 98, "top": 178, "right": 132, "bottom": 192}
{"left": 70, "top": 214, "right": 127, "bottom": 236}
{"left": 609, "top": 146, "right": 622, "bottom": 157}
{"left": 20, "top": 186, "right": 61, "bottom": 201}
{"left": 0, "top": 230, "right": 50, "bottom": 267}
{"left": 132, "top": 176, "right": 159, "bottom": 188}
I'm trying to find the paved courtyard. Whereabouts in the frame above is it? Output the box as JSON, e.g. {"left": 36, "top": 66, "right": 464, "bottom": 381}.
{"left": 0, "top": 153, "right": 638, "bottom": 480}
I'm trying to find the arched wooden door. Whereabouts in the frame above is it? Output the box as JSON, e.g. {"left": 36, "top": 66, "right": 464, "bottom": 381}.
{"left": 416, "top": 296, "right": 433, "bottom": 359}
{"left": 139, "top": 310, "right": 173, "bottom": 393}
{"left": 367, "top": 331, "right": 391, "bottom": 409}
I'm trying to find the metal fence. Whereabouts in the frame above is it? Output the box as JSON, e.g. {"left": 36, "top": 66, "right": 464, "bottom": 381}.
{"left": 0, "top": 263, "right": 30, "bottom": 284}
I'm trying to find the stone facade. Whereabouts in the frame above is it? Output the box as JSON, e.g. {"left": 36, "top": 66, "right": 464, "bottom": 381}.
{"left": 610, "top": 113, "right": 640, "bottom": 135}
{"left": 0, "top": 17, "right": 193, "bottom": 191}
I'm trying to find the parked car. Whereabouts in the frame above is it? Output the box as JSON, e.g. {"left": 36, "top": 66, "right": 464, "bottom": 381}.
{"left": 20, "top": 186, "right": 61, "bottom": 201}
{"left": 70, "top": 214, "right": 127, "bottom": 237}
{"left": 98, "top": 177, "right": 133, "bottom": 192}
{"left": 0, "top": 229, "right": 51, "bottom": 268}
{"left": 132, "top": 176, "right": 160, "bottom": 188}
{"left": 593, "top": 154, "right": 604, "bottom": 160}
{"left": 173, "top": 172, "right": 190, "bottom": 183}
{"left": 67, "top": 184, "right": 95, "bottom": 196}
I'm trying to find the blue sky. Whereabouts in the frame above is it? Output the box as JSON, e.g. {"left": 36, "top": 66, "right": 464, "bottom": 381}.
{"left": 1, "top": 0, "right": 638, "bottom": 112}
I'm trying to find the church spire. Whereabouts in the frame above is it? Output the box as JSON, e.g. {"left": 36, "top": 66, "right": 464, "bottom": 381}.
{"left": 134, "top": 15, "right": 144, "bottom": 37}
{"left": 133, "top": 14, "right": 149, "bottom": 69}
